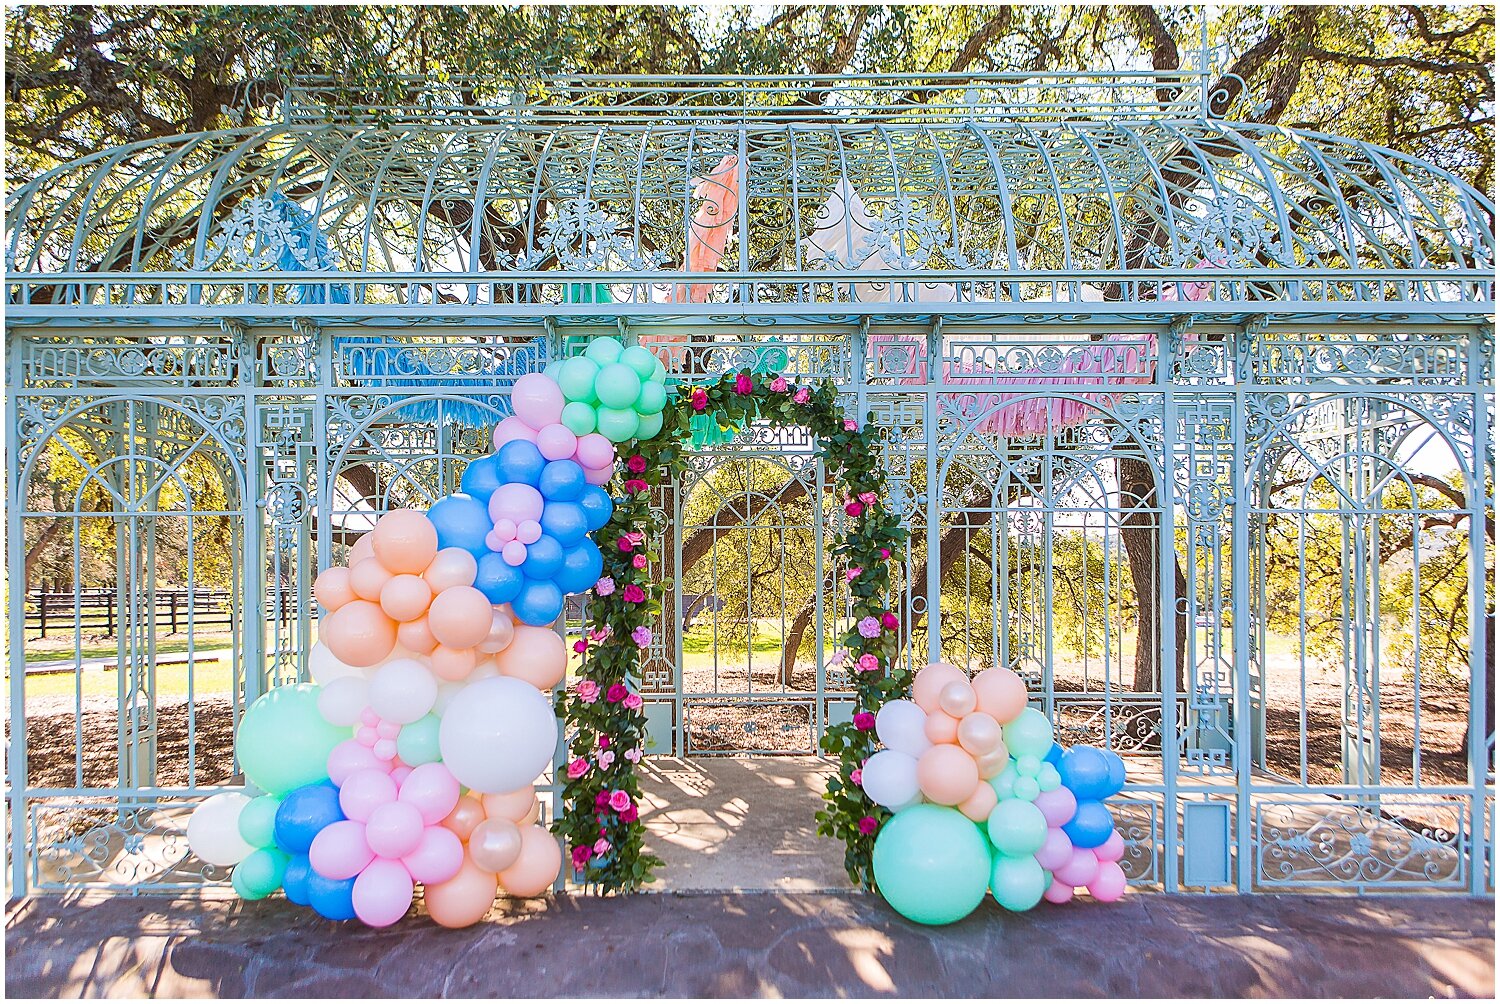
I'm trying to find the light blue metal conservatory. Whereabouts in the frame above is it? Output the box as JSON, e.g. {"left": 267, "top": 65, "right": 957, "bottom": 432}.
{"left": 6, "top": 68, "right": 1495, "bottom": 896}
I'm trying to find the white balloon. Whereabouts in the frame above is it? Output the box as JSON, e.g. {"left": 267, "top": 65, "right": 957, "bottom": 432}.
{"left": 186, "top": 792, "right": 254, "bottom": 866}
{"left": 432, "top": 680, "right": 466, "bottom": 716}
{"left": 308, "top": 641, "right": 362, "bottom": 686}
{"left": 861, "top": 749, "right": 921, "bottom": 810}
{"left": 876, "top": 700, "right": 932, "bottom": 758}
{"left": 368, "top": 658, "right": 437, "bottom": 725}
{"left": 468, "top": 659, "right": 499, "bottom": 681}
{"left": 317, "top": 675, "right": 370, "bottom": 727}
{"left": 439, "top": 677, "right": 558, "bottom": 793}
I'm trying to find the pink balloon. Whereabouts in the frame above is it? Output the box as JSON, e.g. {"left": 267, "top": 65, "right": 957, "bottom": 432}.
{"left": 366, "top": 801, "right": 424, "bottom": 859}
{"left": 1055, "top": 847, "right": 1100, "bottom": 888}
{"left": 536, "top": 424, "right": 578, "bottom": 462}
{"left": 402, "top": 826, "right": 464, "bottom": 885}
{"left": 1035, "top": 827, "right": 1074, "bottom": 871}
{"left": 494, "top": 518, "right": 518, "bottom": 542}
{"left": 399, "top": 762, "right": 461, "bottom": 825}
{"left": 373, "top": 738, "right": 398, "bottom": 761}
{"left": 376, "top": 720, "right": 401, "bottom": 740}
{"left": 389, "top": 765, "right": 413, "bottom": 787}
{"left": 423, "top": 548, "right": 478, "bottom": 592}
{"left": 1087, "top": 860, "right": 1128, "bottom": 902}
{"left": 574, "top": 433, "right": 615, "bottom": 470}
{"left": 340, "top": 768, "right": 398, "bottom": 822}
{"left": 352, "top": 857, "right": 415, "bottom": 928}
{"left": 1043, "top": 879, "right": 1075, "bottom": 905}
{"left": 502, "top": 540, "right": 527, "bottom": 566}
{"left": 328, "top": 740, "right": 384, "bottom": 786}
{"left": 511, "top": 373, "right": 566, "bottom": 430}
{"left": 1033, "top": 785, "right": 1078, "bottom": 828}
{"left": 584, "top": 464, "right": 613, "bottom": 486}
{"left": 516, "top": 520, "right": 541, "bottom": 545}
{"left": 492, "top": 416, "right": 538, "bottom": 450}
{"left": 309, "top": 819, "right": 374, "bottom": 880}
{"left": 1095, "top": 829, "right": 1126, "bottom": 864}
{"left": 489, "top": 483, "right": 544, "bottom": 525}
{"left": 356, "top": 725, "right": 378, "bottom": 746}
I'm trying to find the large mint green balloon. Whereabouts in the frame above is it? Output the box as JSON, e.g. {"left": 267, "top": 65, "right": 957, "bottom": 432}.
{"left": 560, "top": 401, "right": 598, "bottom": 436}
{"left": 595, "top": 363, "right": 643, "bottom": 410}
{"left": 231, "top": 847, "right": 290, "bottom": 900}
{"left": 237, "top": 794, "right": 281, "bottom": 848}
{"left": 989, "top": 853, "right": 1048, "bottom": 912}
{"left": 583, "top": 336, "right": 623, "bottom": 366}
{"left": 872, "top": 804, "right": 991, "bottom": 925}
{"left": 1002, "top": 707, "right": 1055, "bottom": 758}
{"left": 395, "top": 713, "right": 442, "bottom": 765}
{"left": 235, "top": 684, "right": 347, "bottom": 797}
{"left": 986, "top": 797, "right": 1048, "bottom": 856}
{"left": 634, "top": 410, "right": 664, "bottom": 440}
{"left": 619, "top": 345, "right": 659, "bottom": 381}
{"left": 595, "top": 406, "right": 640, "bottom": 443}
{"left": 556, "top": 357, "right": 600, "bottom": 404}
{"left": 633, "top": 380, "right": 667, "bottom": 416}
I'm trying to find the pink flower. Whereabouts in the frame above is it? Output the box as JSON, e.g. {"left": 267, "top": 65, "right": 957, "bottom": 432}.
{"left": 620, "top": 804, "right": 639, "bottom": 823}
{"left": 593, "top": 838, "right": 612, "bottom": 855}
{"left": 626, "top": 454, "right": 648, "bottom": 474}
{"left": 857, "top": 653, "right": 880, "bottom": 672}
{"left": 608, "top": 789, "right": 632, "bottom": 813}
{"left": 881, "top": 611, "right": 899, "bottom": 630}
{"left": 858, "top": 616, "right": 881, "bottom": 638}
{"left": 858, "top": 492, "right": 877, "bottom": 505}
{"left": 625, "top": 748, "right": 643, "bottom": 763}
{"left": 858, "top": 816, "right": 878, "bottom": 835}
{"left": 769, "top": 376, "right": 788, "bottom": 393}
{"left": 843, "top": 419, "right": 858, "bottom": 432}
{"left": 589, "top": 626, "right": 611, "bottom": 642}
{"left": 617, "top": 536, "right": 635, "bottom": 553}
{"left": 595, "top": 576, "right": 615, "bottom": 597}
{"left": 829, "top": 649, "right": 848, "bottom": 666}
{"left": 598, "top": 750, "right": 616, "bottom": 769}
{"left": 733, "top": 372, "right": 754, "bottom": 395}
{"left": 572, "top": 845, "right": 593, "bottom": 869}
{"left": 573, "top": 639, "right": 588, "bottom": 654}
{"left": 631, "top": 625, "right": 652, "bottom": 647}
{"left": 879, "top": 548, "right": 890, "bottom": 560}
{"left": 622, "top": 584, "right": 646, "bottom": 604}
{"left": 691, "top": 388, "right": 709, "bottom": 411}
{"left": 793, "top": 387, "right": 811, "bottom": 404}
{"left": 606, "top": 683, "right": 628, "bottom": 703}
{"left": 575, "top": 680, "right": 600, "bottom": 704}
{"left": 594, "top": 791, "right": 610, "bottom": 809}
{"left": 632, "top": 554, "right": 648, "bottom": 569}
{"left": 624, "top": 478, "right": 649, "bottom": 494}
{"left": 622, "top": 693, "right": 643, "bottom": 710}
{"left": 845, "top": 567, "right": 862, "bottom": 583}
{"left": 844, "top": 500, "right": 864, "bottom": 517}
{"left": 850, "top": 769, "right": 863, "bottom": 786}
{"left": 853, "top": 712, "right": 875, "bottom": 731}
{"left": 598, "top": 735, "right": 611, "bottom": 749}
{"left": 567, "top": 757, "right": 590, "bottom": 780}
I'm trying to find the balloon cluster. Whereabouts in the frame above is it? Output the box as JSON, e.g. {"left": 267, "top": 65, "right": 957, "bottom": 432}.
{"left": 546, "top": 336, "right": 669, "bottom": 444}
{"left": 427, "top": 368, "right": 621, "bottom": 626}
{"left": 862, "top": 663, "right": 1129, "bottom": 925}
{"left": 186, "top": 506, "right": 570, "bottom": 928}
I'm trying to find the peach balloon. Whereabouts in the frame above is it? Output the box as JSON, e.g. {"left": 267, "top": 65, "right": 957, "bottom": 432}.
{"left": 916, "top": 744, "right": 981, "bottom": 806}
{"left": 521, "top": 798, "right": 541, "bottom": 826}
{"left": 975, "top": 743, "right": 1011, "bottom": 779}
{"left": 957, "top": 779, "right": 998, "bottom": 822}
{"left": 912, "top": 663, "right": 967, "bottom": 713}
{"left": 497, "top": 824, "right": 562, "bottom": 898}
{"left": 423, "top": 857, "right": 499, "bottom": 928}
{"left": 314, "top": 566, "right": 356, "bottom": 612}
{"left": 956, "top": 711, "right": 1003, "bottom": 757}
{"left": 349, "top": 533, "right": 375, "bottom": 565}
{"left": 321, "top": 599, "right": 397, "bottom": 667}
{"left": 371, "top": 508, "right": 439, "bottom": 575}
{"left": 468, "top": 817, "right": 523, "bottom": 873}
{"left": 379, "top": 574, "right": 432, "bottom": 623}
{"left": 443, "top": 795, "right": 486, "bottom": 842}
{"left": 476, "top": 609, "right": 516, "bottom": 655}
{"left": 427, "top": 586, "right": 493, "bottom": 649}
{"left": 431, "top": 644, "right": 477, "bottom": 682}
{"left": 923, "top": 710, "right": 960, "bottom": 746}
{"left": 972, "top": 667, "right": 1028, "bottom": 725}
{"left": 423, "top": 548, "right": 478, "bottom": 592}
{"left": 494, "top": 624, "right": 566, "bottom": 691}
{"left": 481, "top": 786, "right": 537, "bottom": 823}
{"left": 396, "top": 616, "right": 439, "bottom": 655}
{"left": 350, "top": 557, "right": 393, "bottom": 602}
{"left": 938, "top": 680, "right": 977, "bottom": 718}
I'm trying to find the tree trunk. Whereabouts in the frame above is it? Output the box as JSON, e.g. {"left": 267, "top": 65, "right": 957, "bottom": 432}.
{"left": 1119, "top": 455, "right": 1187, "bottom": 693}
{"left": 779, "top": 599, "right": 815, "bottom": 687}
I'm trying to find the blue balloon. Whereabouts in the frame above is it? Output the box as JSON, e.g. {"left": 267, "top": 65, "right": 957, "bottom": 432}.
{"left": 522, "top": 534, "right": 564, "bottom": 580}
{"left": 1043, "top": 741, "right": 1065, "bottom": 768}
{"left": 459, "top": 454, "right": 504, "bottom": 500}
{"left": 537, "top": 459, "right": 586, "bottom": 502}
{"left": 556, "top": 541, "right": 604, "bottom": 594}
{"left": 1062, "top": 799, "right": 1115, "bottom": 849}
{"left": 540, "top": 501, "right": 588, "bottom": 547}
{"left": 273, "top": 781, "right": 344, "bottom": 855}
{"left": 1102, "top": 750, "right": 1127, "bottom": 797}
{"left": 282, "top": 853, "right": 313, "bottom": 906}
{"left": 1059, "top": 745, "right": 1113, "bottom": 802}
{"left": 306, "top": 870, "right": 357, "bottom": 921}
{"left": 427, "top": 493, "right": 493, "bottom": 558}
{"left": 577, "top": 485, "right": 614, "bottom": 531}
{"left": 512, "top": 578, "right": 564, "bottom": 626}
{"left": 474, "top": 551, "right": 524, "bottom": 605}
{"left": 496, "top": 441, "right": 546, "bottom": 487}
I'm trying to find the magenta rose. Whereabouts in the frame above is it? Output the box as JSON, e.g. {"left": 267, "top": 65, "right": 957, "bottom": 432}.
{"left": 606, "top": 683, "right": 628, "bottom": 703}
{"left": 622, "top": 584, "right": 646, "bottom": 603}
{"left": 793, "top": 387, "right": 811, "bottom": 404}
{"left": 856, "top": 653, "right": 880, "bottom": 672}
{"left": 853, "top": 712, "right": 875, "bottom": 731}
{"left": 733, "top": 372, "right": 754, "bottom": 394}
{"left": 858, "top": 816, "right": 878, "bottom": 835}
{"left": 566, "top": 757, "right": 590, "bottom": 780}
{"left": 624, "top": 478, "right": 649, "bottom": 494}
{"left": 881, "top": 611, "right": 899, "bottom": 630}
{"left": 691, "top": 388, "right": 708, "bottom": 411}
{"left": 608, "top": 789, "right": 632, "bottom": 813}
{"left": 572, "top": 845, "right": 593, "bottom": 869}
{"left": 844, "top": 500, "right": 864, "bottom": 517}
{"left": 627, "top": 454, "right": 647, "bottom": 473}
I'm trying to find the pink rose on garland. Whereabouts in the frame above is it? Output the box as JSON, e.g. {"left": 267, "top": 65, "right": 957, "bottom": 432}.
{"left": 606, "top": 683, "right": 628, "bottom": 703}
{"left": 593, "top": 838, "right": 611, "bottom": 855}
{"left": 573, "top": 639, "right": 588, "bottom": 654}
{"left": 858, "top": 616, "right": 881, "bottom": 638}
{"left": 595, "top": 576, "right": 615, "bottom": 596}
{"left": 627, "top": 454, "right": 648, "bottom": 474}
{"left": 631, "top": 625, "right": 652, "bottom": 647}
{"left": 856, "top": 653, "right": 880, "bottom": 672}
{"left": 853, "top": 712, "right": 875, "bottom": 731}
{"left": 608, "top": 789, "right": 633, "bottom": 813}
{"left": 567, "top": 757, "right": 590, "bottom": 780}
{"left": 617, "top": 535, "right": 635, "bottom": 553}
{"left": 844, "top": 419, "right": 858, "bottom": 432}
{"left": 879, "top": 548, "right": 890, "bottom": 559}
{"left": 769, "top": 376, "right": 788, "bottom": 393}
{"left": 624, "top": 478, "right": 649, "bottom": 494}
{"left": 620, "top": 804, "right": 639, "bottom": 823}
{"left": 622, "top": 584, "right": 646, "bottom": 603}
{"left": 845, "top": 567, "right": 862, "bottom": 582}
{"left": 829, "top": 649, "right": 847, "bottom": 666}
{"left": 844, "top": 500, "right": 864, "bottom": 517}
{"left": 691, "top": 388, "right": 709, "bottom": 411}
{"left": 632, "top": 554, "right": 648, "bottom": 569}
{"left": 793, "top": 387, "right": 811, "bottom": 404}
{"left": 733, "top": 372, "right": 754, "bottom": 395}
{"left": 850, "top": 768, "right": 863, "bottom": 786}
{"left": 622, "top": 692, "right": 643, "bottom": 710}
{"left": 858, "top": 492, "right": 877, "bottom": 505}
{"left": 572, "top": 845, "right": 592, "bottom": 869}
{"left": 858, "top": 816, "right": 878, "bottom": 835}
{"left": 598, "top": 750, "right": 616, "bottom": 769}
{"left": 598, "top": 735, "right": 611, "bottom": 749}
{"left": 881, "top": 611, "right": 899, "bottom": 630}
{"left": 575, "top": 680, "right": 601, "bottom": 704}
{"left": 625, "top": 748, "right": 643, "bottom": 763}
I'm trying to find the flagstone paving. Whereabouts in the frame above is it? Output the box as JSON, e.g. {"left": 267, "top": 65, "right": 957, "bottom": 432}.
{"left": 6, "top": 890, "right": 1492, "bottom": 998}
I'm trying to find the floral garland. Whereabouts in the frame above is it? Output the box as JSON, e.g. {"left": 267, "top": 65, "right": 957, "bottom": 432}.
{"left": 554, "top": 370, "right": 910, "bottom": 891}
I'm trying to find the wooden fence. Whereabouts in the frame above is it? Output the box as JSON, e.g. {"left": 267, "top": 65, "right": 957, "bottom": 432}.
{"left": 23, "top": 588, "right": 294, "bottom": 640}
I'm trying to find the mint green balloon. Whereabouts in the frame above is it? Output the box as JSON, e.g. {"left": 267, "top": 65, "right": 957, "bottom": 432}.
{"left": 231, "top": 847, "right": 289, "bottom": 900}
{"left": 595, "top": 363, "right": 642, "bottom": 410}
{"left": 634, "top": 410, "right": 664, "bottom": 440}
{"left": 396, "top": 713, "right": 442, "bottom": 765}
{"left": 543, "top": 360, "right": 564, "bottom": 383}
{"left": 1016, "top": 754, "right": 1042, "bottom": 778}
{"left": 1013, "top": 776, "right": 1041, "bottom": 802}
{"left": 989, "top": 853, "right": 1049, "bottom": 912}
{"left": 596, "top": 406, "right": 640, "bottom": 443}
{"left": 1037, "top": 763, "right": 1061, "bottom": 791}
{"left": 651, "top": 358, "right": 667, "bottom": 382}
{"left": 237, "top": 794, "right": 281, "bottom": 848}
{"left": 560, "top": 401, "right": 598, "bottom": 436}
{"left": 986, "top": 797, "right": 1048, "bottom": 856}
{"left": 620, "top": 345, "right": 659, "bottom": 381}
{"left": 583, "top": 336, "right": 623, "bottom": 366}
{"left": 872, "top": 804, "right": 991, "bottom": 925}
{"left": 989, "top": 766, "right": 1018, "bottom": 800}
{"left": 633, "top": 380, "right": 667, "bottom": 416}
{"left": 556, "top": 357, "right": 600, "bottom": 404}
{"left": 1002, "top": 707, "right": 1054, "bottom": 758}
{"left": 235, "top": 684, "right": 347, "bottom": 797}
